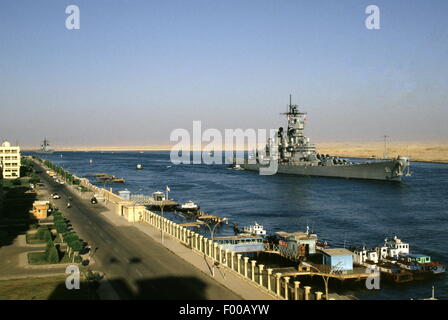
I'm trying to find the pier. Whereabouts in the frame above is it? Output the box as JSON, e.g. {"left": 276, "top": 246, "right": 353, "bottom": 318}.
{"left": 90, "top": 173, "right": 126, "bottom": 183}
{"left": 270, "top": 264, "right": 372, "bottom": 281}
{"left": 129, "top": 194, "right": 179, "bottom": 209}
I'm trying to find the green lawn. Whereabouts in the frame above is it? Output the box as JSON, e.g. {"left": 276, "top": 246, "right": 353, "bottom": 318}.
{"left": 0, "top": 276, "right": 99, "bottom": 300}
{"left": 26, "top": 229, "right": 57, "bottom": 245}
{"left": 28, "top": 251, "right": 82, "bottom": 265}
{"left": 26, "top": 233, "right": 46, "bottom": 245}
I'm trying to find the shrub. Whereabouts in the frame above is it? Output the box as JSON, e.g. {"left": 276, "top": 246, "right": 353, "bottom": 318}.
{"left": 46, "top": 244, "right": 60, "bottom": 264}
{"left": 69, "top": 240, "right": 83, "bottom": 252}
{"left": 44, "top": 241, "right": 53, "bottom": 257}
{"left": 55, "top": 222, "right": 68, "bottom": 234}
{"left": 43, "top": 229, "right": 52, "bottom": 244}
{"left": 64, "top": 232, "right": 79, "bottom": 244}
{"left": 53, "top": 216, "right": 64, "bottom": 224}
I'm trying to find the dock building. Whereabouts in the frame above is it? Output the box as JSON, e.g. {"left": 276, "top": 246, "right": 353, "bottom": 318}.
{"left": 320, "top": 248, "right": 354, "bottom": 271}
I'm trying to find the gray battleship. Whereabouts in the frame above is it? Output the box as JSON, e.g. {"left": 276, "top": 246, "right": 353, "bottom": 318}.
{"left": 236, "top": 97, "right": 411, "bottom": 182}
{"left": 35, "top": 138, "right": 54, "bottom": 154}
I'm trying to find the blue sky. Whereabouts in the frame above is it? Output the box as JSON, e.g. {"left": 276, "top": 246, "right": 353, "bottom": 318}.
{"left": 1, "top": 0, "right": 447, "bottom": 147}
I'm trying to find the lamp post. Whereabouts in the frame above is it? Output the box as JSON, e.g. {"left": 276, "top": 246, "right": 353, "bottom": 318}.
{"left": 306, "top": 262, "right": 343, "bottom": 300}
{"left": 202, "top": 217, "right": 228, "bottom": 277}
{"left": 160, "top": 204, "right": 165, "bottom": 244}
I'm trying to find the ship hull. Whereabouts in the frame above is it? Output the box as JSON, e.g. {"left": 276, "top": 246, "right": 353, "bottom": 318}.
{"left": 240, "top": 159, "right": 406, "bottom": 181}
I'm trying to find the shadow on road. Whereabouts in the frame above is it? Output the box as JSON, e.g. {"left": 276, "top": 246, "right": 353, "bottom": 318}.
{"left": 47, "top": 276, "right": 208, "bottom": 300}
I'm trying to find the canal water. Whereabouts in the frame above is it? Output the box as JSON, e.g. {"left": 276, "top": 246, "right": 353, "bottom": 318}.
{"left": 31, "top": 151, "right": 448, "bottom": 300}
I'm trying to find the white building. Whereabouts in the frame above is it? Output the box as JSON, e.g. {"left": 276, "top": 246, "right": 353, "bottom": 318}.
{"left": 0, "top": 141, "right": 21, "bottom": 179}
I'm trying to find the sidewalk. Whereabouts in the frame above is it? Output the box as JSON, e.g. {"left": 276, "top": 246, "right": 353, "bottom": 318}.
{"left": 100, "top": 206, "right": 275, "bottom": 300}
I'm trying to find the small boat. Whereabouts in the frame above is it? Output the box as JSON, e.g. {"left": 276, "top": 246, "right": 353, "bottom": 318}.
{"left": 179, "top": 200, "right": 200, "bottom": 212}
{"left": 352, "top": 236, "right": 446, "bottom": 282}
{"left": 233, "top": 164, "right": 244, "bottom": 170}
{"left": 136, "top": 164, "right": 143, "bottom": 170}
{"left": 89, "top": 159, "right": 93, "bottom": 165}
{"left": 242, "top": 222, "right": 267, "bottom": 236}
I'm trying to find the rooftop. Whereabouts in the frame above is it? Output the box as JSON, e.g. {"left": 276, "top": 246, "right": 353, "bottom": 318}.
{"left": 214, "top": 235, "right": 264, "bottom": 240}
{"left": 320, "top": 248, "right": 354, "bottom": 256}
{"left": 33, "top": 200, "right": 50, "bottom": 206}
{"left": 276, "top": 231, "right": 318, "bottom": 240}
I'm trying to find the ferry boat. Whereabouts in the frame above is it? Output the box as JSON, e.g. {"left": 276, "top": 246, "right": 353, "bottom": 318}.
{"left": 242, "top": 222, "right": 267, "bottom": 236}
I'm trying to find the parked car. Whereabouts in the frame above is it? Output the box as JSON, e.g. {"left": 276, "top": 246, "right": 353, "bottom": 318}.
{"left": 51, "top": 193, "right": 61, "bottom": 199}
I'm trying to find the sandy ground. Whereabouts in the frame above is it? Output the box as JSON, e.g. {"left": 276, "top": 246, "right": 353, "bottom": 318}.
{"left": 22, "top": 141, "right": 448, "bottom": 163}
{"left": 317, "top": 141, "right": 448, "bottom": 163}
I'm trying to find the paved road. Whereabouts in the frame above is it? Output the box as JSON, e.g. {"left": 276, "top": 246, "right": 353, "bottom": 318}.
{"left": 34, "top": 162, "right": 241, "bottom": 300}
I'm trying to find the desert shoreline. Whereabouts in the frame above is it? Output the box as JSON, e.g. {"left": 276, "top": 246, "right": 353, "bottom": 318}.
{"left": 22, "top": 141, "right": 448, "bottom": 164}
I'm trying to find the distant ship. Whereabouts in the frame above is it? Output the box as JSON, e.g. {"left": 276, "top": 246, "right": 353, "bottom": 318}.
{"left": 35, "top": 138, "right": 54, "bottom": 154}
{"left": 234, "top": 96, "right": 411, "bottom": 182}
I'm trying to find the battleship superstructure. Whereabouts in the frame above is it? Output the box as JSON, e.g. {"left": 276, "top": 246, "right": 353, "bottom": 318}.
{"left": 237, "top": 97, "right": 411, "bottom": 181}
{"left": 35, "top": 138, "right": 54, "bottom": 154}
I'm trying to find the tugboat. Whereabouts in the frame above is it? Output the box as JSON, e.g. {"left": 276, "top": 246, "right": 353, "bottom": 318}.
{"left": 234, "top": 95, "right": 411, "bottom": 181}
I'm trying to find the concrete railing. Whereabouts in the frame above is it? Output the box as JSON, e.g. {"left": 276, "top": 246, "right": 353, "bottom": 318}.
{"left": 140, "top": 209, "right": 322, "bottom": 300}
